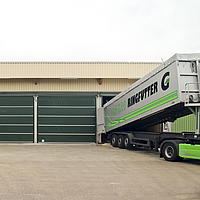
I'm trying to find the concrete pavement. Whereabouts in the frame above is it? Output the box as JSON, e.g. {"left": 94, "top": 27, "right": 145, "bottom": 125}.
{"left": 0, "top": 143, "right": 199, "bottom": 200}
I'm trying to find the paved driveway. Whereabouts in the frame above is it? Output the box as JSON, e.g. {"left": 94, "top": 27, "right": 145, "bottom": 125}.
{"left": 0, "top": 143, "right": 199, "bottom": 200}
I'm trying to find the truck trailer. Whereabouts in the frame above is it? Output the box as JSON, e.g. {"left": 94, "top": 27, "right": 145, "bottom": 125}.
{"left": 97, "top": 53, "right": 200, "bottom": 161}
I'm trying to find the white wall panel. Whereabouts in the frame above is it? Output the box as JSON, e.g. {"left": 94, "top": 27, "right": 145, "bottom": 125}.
{"left": 0, "top": 62, "right": 160, "bottom": 78}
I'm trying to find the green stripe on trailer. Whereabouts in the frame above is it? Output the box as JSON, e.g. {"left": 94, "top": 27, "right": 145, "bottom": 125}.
{"left": 107, "top": 91, "right": 178, "bottom": 128}
{"left": 179, "top": 144, "right": 200, "bottom": 160}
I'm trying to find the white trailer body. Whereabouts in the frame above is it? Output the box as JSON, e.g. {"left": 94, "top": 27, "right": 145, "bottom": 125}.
{"left": 98, "top": 54, "right": 200, "bottom": 134}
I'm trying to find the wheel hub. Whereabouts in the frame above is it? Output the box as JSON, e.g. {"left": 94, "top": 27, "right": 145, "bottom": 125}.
{"left": 118, "top": 138, "right": 121, "bottom": 145}
{"left": 112, "top": 138, "right": 115, "bottom": 144}
{"left": 125, "top": 138, "right": 128, "bottom": 145}
{"left": 165, "top": 146, "right": 174, "bottom": 158}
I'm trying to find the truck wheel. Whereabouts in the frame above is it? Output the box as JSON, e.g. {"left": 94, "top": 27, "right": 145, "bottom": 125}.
{"left": 177, "top": 156, "right": 184, "bottom": 161}
{"left": 162, "top": 142, "right": 178, "bottom": 162}
{"left": 124, "top": 135, "right": 132, "bottom": 149}
{"left": 118, "top": 135, "right": 125, "bottom": 149}
{"left": 111, "top": 134, "right": 118, "bottom": 147}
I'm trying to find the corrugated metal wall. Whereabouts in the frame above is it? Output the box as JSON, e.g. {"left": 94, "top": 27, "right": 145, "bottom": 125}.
{"left": 0, "top": 78, "right": 138, "bottom": 92}
{"left": 174, "top": 114, "right": 195, "bottom": 133}
{"left": 0, "top": 62, "right": 160, "bottom": 78}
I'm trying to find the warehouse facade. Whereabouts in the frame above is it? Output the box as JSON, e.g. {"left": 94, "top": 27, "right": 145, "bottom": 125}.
{"left": 0, "top": 62, "right": 160, "bottom": 143}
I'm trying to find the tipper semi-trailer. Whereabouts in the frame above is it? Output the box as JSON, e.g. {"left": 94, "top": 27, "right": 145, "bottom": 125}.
{"left": 97, "top": 53, "right": 200, "bottom": 161}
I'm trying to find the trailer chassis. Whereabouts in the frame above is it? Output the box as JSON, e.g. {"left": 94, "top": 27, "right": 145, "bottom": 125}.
{"left": 109, "top": 131, "right": 200, "bottom": 161}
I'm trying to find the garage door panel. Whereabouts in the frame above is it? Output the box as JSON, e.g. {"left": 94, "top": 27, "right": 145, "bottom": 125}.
{"left": 38, "top": 126, "right": 95, "bottom": 133}
{"left": 0, "top": 117, "right": 33, "bottom": 124}
{"left": 38, "top": 108, "right": 95, "bottom": 115}
{"left": 38, "top": 96, "right": 96, "bottom": 143}
{"left": 0, "top": 107, "right": 33, "bottom": 115}
{"left": 38, "top": 117, "right": 95, "bottom": 125}
{"left": 0, "top": 96, "right": 33, "bottom": 142}
{"left": 0, "top": 134, "right": 33, "bottom": 142}
{"left": 0, "top": 97, "right": 33, "bottom": 106}
{"left": 0, "top": 126, "right": 33, "bottom": 133}
{"left": 39, "top": 96, "right": 95, "bottom": 106}
{"left": 38, "top": 135, "right": 95, "bottom": 143}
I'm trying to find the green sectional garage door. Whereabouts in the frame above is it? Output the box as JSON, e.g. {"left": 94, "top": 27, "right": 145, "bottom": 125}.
{"left": 38, "top": 96, "right": 96, "bottom": 142}
{"left": 0, "top": 96, "right": 33, "bottom": 142}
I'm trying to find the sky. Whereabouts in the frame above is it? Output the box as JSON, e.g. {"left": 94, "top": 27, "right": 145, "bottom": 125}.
{"left": 0, "top": 0, "right": 200, "bottom": 62}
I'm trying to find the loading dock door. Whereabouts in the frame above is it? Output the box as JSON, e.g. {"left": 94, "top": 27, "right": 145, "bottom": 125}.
{"left": 0, "top": 96, "right": 33, "bottom": 142}
{"left": 38, "top": 96, "right": 96, "bottom": 142}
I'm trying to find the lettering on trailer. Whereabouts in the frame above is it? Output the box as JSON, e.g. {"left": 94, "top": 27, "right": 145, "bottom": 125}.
{"left": 111, "top": 72, "right": 170, "bottom": 117}
{"left": 107, "top": 71, "right": 175, "bottom": 128}
{"left": 127, "top": 82, "right": 158, "bottom": 108}
{"left": 127, "top": 72, "right": 170, "bottom": 108}
{"left": 112, "top": 100, "right": 126, "bottom": 116}
{"left": 161, "top": 72, "right": 170, "bottom": 90}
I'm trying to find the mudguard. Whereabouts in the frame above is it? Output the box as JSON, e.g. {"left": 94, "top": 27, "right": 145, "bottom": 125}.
{"left": 179, "top": 144, "right": 200, "bottom": 160}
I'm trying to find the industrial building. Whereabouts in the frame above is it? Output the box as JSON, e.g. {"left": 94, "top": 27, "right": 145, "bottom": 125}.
{"left": 0, "top": 62, "right": 191, "bottom": 143}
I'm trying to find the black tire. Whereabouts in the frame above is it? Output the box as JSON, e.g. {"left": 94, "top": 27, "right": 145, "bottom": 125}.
{"left": 111, "top": 134, "right": 118, "bottom": 147}
{"left": 118, "top": 135, "right": 125, "bottom": 149}
{"left": 124, "top": 135, "right": 132, "bottom": 149}
{"left": 162, "top": 142, "right": 179, "bottom": 162}
{"left": 177, "top": 156, "right": 184, "bottom": 161}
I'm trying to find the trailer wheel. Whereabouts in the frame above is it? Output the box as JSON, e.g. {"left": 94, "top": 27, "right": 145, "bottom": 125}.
{"left": 124, "top": 135, "right": 132, "bottom": 149}
{"left": 118, "top": 135, "right": 125, "bottom": 149}
{"left": 111, "top": 134, "right": 118, "bottom": 147}
{"left": 162, "top": 142, "right": 179, "bottom": 162}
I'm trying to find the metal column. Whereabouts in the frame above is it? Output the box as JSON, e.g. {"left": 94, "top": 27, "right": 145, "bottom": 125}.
{"left": 96, "top": 95, "right": 103, "bottom": 143}
{"left": 195, "top": 107, "right": 200, "bottom": 134}
{"left": 34, "top": 96, "right": 38, "bottom": 143}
